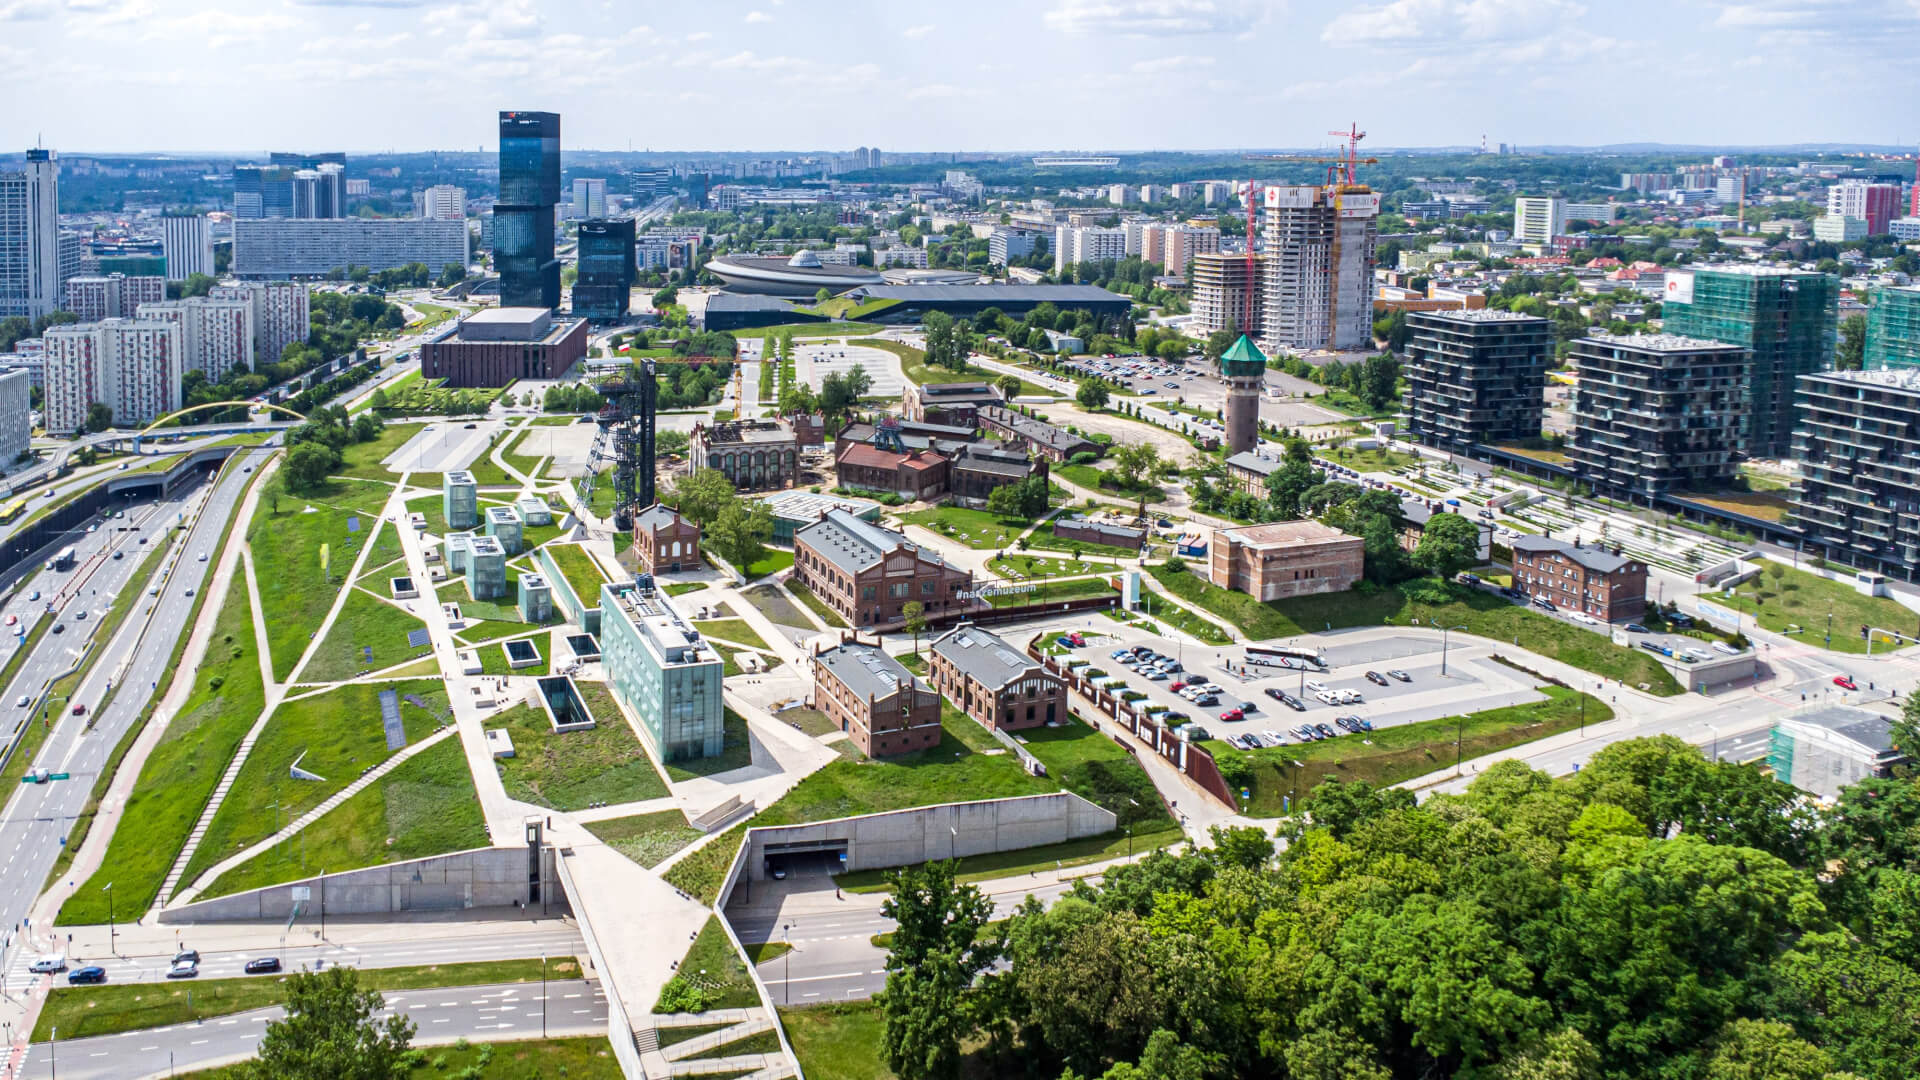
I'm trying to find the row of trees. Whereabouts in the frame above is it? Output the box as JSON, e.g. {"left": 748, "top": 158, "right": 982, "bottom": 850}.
{"left": 282, "top": 406, "right": 384, "bottom": 492}
{"left": 664, "top": 466, "right": 774, "bottom": 573}
{"left": 880, "top": 731, "right": 1920, "bottom": 1080}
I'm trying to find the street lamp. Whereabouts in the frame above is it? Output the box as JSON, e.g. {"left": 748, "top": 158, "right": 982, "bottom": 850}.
{"left": 1432, "top": 620, "right": 1467, "bottom": 677}
{"left": 540, "top": 954, "right": 547, "bottom": 1039}
{"left": 782, "top": 923, "right": 793, "bottom": 1006}
{"left": 103, "top": 882, "right": 114, "bottom": 957}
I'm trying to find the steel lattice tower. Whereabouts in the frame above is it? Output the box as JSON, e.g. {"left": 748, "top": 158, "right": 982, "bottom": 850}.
{"left": 592, "top": 359, "right": 657, "bottom": 531}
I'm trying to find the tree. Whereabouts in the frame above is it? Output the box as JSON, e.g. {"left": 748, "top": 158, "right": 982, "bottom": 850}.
{"left": 706, "top": 499, "right": 773, "bottom": 575}
{"left": 880, "top": 861, "right": 996, "bottom": 1080}
{"left": 241, "top": 966, "right": 414, "bottom": 1080}
{"left": 73, "top": 445, "right": 96, "bottom": 467}
{"left": 1414, "top": 512, "right": 1480, "bottom": 580}
{"left": 1703, "top": 1019, "right": 1833, "bottom": 1080}
{"left": 1108, "top": 441, "right": 1159, "bottom": 490}
{"left": 815, "top": 286, "right": 832, "bottom": 304}
{"left": 84, "top": 402, "right": 113, "bottom": 434}
{"left": 902, "top": 600, "right": 927, "bottom": 654}
{"left": 923, "top": 311, "right": 967, "bottom": 371}
{"left": 994, "top": 373, "right": 1024, "bottom": 400}
{"left": 1837, "top": 313, "right": 1868, "bottom": 371}
{"left": 283, "top": 442, "right": 340, "bottom": 492}
{"left": 1075, "top": 379, "right": 1110, "bottom": 411}
{"left": 668, "top": 467, "right": 735, "bottom": 529}
{"left": 1357, "top": 352, "right": 1401, "bottom": 411}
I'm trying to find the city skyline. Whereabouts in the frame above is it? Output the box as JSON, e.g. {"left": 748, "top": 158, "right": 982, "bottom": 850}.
{"left": 3, "top": 0, "right": 1920, "bottom": 154}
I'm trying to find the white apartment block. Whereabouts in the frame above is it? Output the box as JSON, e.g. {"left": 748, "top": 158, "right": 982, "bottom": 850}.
{"left": 1512, "top": 197, "right": 1567, "bottom": 244}
{"left": 422, "top": 184, "right": 467, "bottom": 221}
{"left": 1813, "top": 215, "right": 1867, "bottom": 243}
{"left": 1200, "top": 181, "right": 1237, "bottom": 205}
{"left": 136, "top": 297, "right": 254, "bottom": 379}
{"left": 0, "top": 347, "right": 44, "bottom": 391}
{"left": 161, "top": 212, "right": 214, "bottom": 281}
{"left": 987, "top": 230, "right": 1037, "bottom": 267}
{"left": 875, "top": 247, "right": 927, "bottom": 268}
{"left": 0, "top": 367, "right": 28, "bottom": 466}
{"left": 1563, "top": 202, "right": 1618, "bottom": 224}
{"left": 210, "top": 281, "right": 310, "bottom": 367}
{"left": 1260, "top": 184, "right": 1379, "bottom": 352}
{"left": 231, "top": 218, "right": 468, "bottom": 279}
{"left": 64, "top": 274, "right": 166, "bottom": 323}
{"left": 1161, "top": 225, "right": 1221, "bottom": 275}
{"left": 1107, "top": 184, "right": 1131, "bottom": 206}
{"left": 1827, "top": 179, "right": 1897, "bottom": 221}
{"left": 1137, "top": 185, "right": 1162, "bottom": 203}
{"left": 1053, "top": 225, "right": 1126, "bottom": 275}
{"left": 43, "top": 318, "right": 185, "bottom": 433}
{"left": 0, "top": 150, "right": 61, "bottom": 320}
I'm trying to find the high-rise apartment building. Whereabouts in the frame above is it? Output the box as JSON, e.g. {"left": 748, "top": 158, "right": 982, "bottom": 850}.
{"left": 1659, "top": 266, "right": 1838, "bottom": 459}
{"left": 1828, "top": 179, "right": 1901, "bottom": 236}
{"left": 497, "top": 111, "right": 562, "bottom": 311}
{"left": 1160, "top": 224, "right": 1221, "bottom": 276}
{"left": 1792, "top": 367, "right": 1920, "bottom": 575}
{"left": 0, "top": 149, "right": 61, "bottom": 320}
{"left": 421, "top": 184, "right": 466, "bottom": 221}
{"left": 43, "top": 318, "right": 185, "bottom": 433}
{"left": 987, "top": 228, "right": 1038, "bottom": 267}
{"left": 1190, "top": 252, "right": 1263, "bottom": 338}
{"left": 1259, "top": 183, "right": 1379, "bottom": 352}
{"left": 160, "top": 212, "right": 213, "bottom": 281}
{"left": 64, "top": 273, "right": 165, "bottom": 322}
{"left": 230, "top": 218, "right": 468, "bottom": 279}
{"left": 1402, "top": 310, "right": 1555, "bottom": 453}
{"left": 572, "top": 218, "right": 635, "bottom": 321}
{"left": 135, "top": 296, "right": 253, "bottom": 379}
{"left": 1865, "top": 285, "right": 1920, "bottom": 370}
{"left": 1567, "top": 332, "right": 1748, "bottom": 501}
{"left": 0, "top": 367, "right": 29, "bottom": 467}
{"left": 570, "top": 177, "right": 606, "bottom": 219}
{"left": 1052, "top": 225, "right": 1126, "bottom": 275}
{"left": 1512, "top": 197, "right": 1567, "bottom": 244}
{"left": 210, "top": 281, "right": 310, "bottom": 367}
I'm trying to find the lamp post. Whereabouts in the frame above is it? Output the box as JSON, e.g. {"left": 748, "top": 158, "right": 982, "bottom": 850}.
{"left": 540, "top": 954, "right": 547, "bottom": 1039}
{"left": 782, "top": 923, "right": 793, "bottom": 1006}
{"left": 1433, "top": 620, "right": 1467, "bottom": 677}
{"left": 103, "top": 882, "right": 114, "bottom": 958}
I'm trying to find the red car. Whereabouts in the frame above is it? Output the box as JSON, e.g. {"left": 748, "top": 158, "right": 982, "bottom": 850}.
{"left": 1834, "top": 675, "right": 1858, "bottom": 690}
{"left": 70, "top": 703, "right": 86, "bottom": 716}
{"left": 1170, "top": 682, "right": 1187, "bottom": 693}
{"left": 1219, "top": 708, "right": 1244, "bottom": 722}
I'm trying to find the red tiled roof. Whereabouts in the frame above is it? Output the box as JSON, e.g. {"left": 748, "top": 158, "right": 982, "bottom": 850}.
{"left": 837, "top": 443, "right": 947, "bottom": 473}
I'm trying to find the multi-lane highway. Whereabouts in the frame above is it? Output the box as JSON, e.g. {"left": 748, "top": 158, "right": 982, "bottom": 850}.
{"left": 0, "top": 447, "right": 274, "bottom": 966}
{"left": 20, "top": 978, "right": 609, "bottom": 1080}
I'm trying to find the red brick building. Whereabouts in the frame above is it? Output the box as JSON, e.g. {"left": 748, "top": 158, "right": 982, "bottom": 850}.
{"left": 793, "top": 508, "right": 973, "bottom": 627}
{"left": 929, "top": 624, "right": 1066, "bottom": 733}
{"left": 1510, "top": 535, "right": 1647, "bottom": 622}
{"left": 421, "top": 307, "right": 589, "bottom": 388}
{"left": 631, "top": 503, "right": 701, "bottom": 574}
{"left": 1209, "top": 520, "right": 1364, "bottom": 601}
{"left": 905, "top": 381, "right": 1003, "bottom": 427}
{"left": 810, "top": 635, "right": 942, "bottom": 757}
{"left": 834, "top": 444, "right": 948, "bottom": 501}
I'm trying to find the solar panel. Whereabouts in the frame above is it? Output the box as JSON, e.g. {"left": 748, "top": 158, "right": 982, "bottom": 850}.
{"left": 379, "top": 689, "right": 406, "bottom": 751}
{"left": 407, "top": 628, "right": 431, "bottom": 649}
{"left": 346, "top": 516, "right": 360, "bottom": 533}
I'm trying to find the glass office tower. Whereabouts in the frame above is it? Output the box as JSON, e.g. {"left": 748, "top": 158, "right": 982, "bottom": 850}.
{"left": 497, "top": 111, "right": 561, "bottom": 310}
{"left": 573, "top": 218, "right": 635, "bottom": 320}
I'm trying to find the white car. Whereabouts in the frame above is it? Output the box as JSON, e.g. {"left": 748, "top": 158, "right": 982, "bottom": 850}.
{"left": 198, "top": 552, "right": 209, "bottom": 562}
{"left": 1712, "top": 641, "right": 1740, "bottom": 656}
{"left": 28, "top": 956, "right": 64, "bottom": 974}
{"left": 1305, "top": 680, "right": 1329, "bottom": 694}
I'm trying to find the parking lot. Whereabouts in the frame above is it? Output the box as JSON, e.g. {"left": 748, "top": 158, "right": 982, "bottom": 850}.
{"left": 1053, "top": 623, "right": 1548, "bottom": 750}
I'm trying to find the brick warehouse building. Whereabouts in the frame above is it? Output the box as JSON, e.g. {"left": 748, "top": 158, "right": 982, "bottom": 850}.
{"left": 929, "top": 623, "right": 1067, "bottom": 733}
{"left": 631, "top": 503, "right": 701, "bottom": 575}
{"left": 1209, "top": 520, "right": 1364, "bottom": 601}
{"left": 421, "top": 307, "right": 588, "bottom": 388}
{"left": 811, "top": 635, "right": 943, "bottom": 757}
{"left": 1510, "top": 535, "right": 1647, "bottom": 623}
{"left": 794, "top": 508, "right": 972, "bottom": 627}
{"left": 690, "top": 418, "right": 799, "bottom": 494}
{"left": 904, "top": 380, "right": 1004, "bottom": 427}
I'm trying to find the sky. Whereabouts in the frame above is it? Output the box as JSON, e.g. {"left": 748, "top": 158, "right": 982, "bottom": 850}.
{"left": 3, "top": 0, "right": 1918, "bottom": 155}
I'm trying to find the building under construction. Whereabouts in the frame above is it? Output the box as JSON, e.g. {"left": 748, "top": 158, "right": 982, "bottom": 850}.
{"left": 1190, "top": 252, "right": 1264, "bottom": 340}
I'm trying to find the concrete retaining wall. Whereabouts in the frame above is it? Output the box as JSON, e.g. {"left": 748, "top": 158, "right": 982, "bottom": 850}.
{"left": 159, "top": 846, "right": 549, "bottom": 923}
{"left": 738, "top": 792, "right": 1115, "bottom": 883}
{"left": 553, "top": 848, "right": 645, "bottom": 1080}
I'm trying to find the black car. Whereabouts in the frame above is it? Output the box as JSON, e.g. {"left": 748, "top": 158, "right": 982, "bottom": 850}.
{"left": 1264, "top": 687, "right": 1286, "bottom": 702}
{"left": 245, "top": 957, "right": 282, "bottom": 975}
{"left": 1278, "top": 693, "right": 1306, "bottom": 713}
{"left": 1624, "top": 623, "right": 1649, "bottom": 633}
{"left": 1313, "top": 723, "right": 1337, "bottom": 739}
{"left": 1364, "top": 670, "right": 1389, "bottom": 686}
{"left": 1500, "top": 586, "right": 1527, "bottom": 600}
{"left": 174, "top": 949, "right": 200, "bottom": 964}
{"left": 68, "top": 966, "right": 106, "bottom": 985}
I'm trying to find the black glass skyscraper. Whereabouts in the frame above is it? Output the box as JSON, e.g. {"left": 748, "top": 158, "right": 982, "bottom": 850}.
{"left": 574, "top": 219, "right": 636, "bottom": 321}
{"left": 497, "top": 110, "right": 561, "bottom": 310}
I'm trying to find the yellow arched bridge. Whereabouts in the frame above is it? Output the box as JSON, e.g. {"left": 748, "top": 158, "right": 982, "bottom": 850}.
{"left": 130, "top": 401, "right": 309, "bottom": 450}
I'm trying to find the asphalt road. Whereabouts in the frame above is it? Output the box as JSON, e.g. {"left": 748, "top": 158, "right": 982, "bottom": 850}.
{"left": 17, "top": 979, "right": 609, "bottom": 1080}
{"left": 0, "top": 448, "right": 274, "bottom": 964}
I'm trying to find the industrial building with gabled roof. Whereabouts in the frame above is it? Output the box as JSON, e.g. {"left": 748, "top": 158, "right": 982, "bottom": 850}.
{"left": 793, "top": 508, "right": 973, "bottom": 627}
{"left": 928, "top": 623, "right": 1066, "bottom": 734}
{"left": 811, "top": 635, "right": 943, "bottom": 757}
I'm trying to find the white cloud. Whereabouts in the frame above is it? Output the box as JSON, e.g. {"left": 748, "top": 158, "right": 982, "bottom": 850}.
{"left": 0, "top": 0, "right": 54, "bottom": 19}
{"left": 292, "top": 0, "right": 428, "bottom": 7}
{"left": 1322, "top": 0, "right": 1585, "bottom": 47}
{"left": 1130, "top": 54, "right": 1213, "bottom": 73}
{"left": 902, "top": 23, "right": 934, "bottom": 37}
{"left": 744, "top": 9, "right": 772, "bottom": 22}
{"left": 1044, "top": 0, "right": 1261, "bottom": 35}
{"left": 686, "top": 29, "right": 711, "bottom": 40}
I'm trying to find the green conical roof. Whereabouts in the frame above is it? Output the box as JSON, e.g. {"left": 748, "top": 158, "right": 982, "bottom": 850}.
{"left": 1219, "top": 334, "right": 1268, "bottom": 376}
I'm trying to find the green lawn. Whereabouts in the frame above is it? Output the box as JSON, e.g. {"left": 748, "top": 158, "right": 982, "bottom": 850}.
{"left": 846, "top": 337, "right": 959, "bottom": 386}
{"left": 754, "top": 715, "right": 1054, "bottom": 828}
{"left": 665, "top": 581, "right": 711, "bottom": 597}
{"left": 251, "top": 477, "right": 396, "bottom": 680}
{"left": 179, "top": 679, "right": 451, "bottom": 892}
{"left": 895, "top": 505, "right": 1027, "bottom": 549}
{"left": 1148, "top": 563, "right": 1684, "bottom": 695}
{"left": 197, "top": 735, "right": 486, "bottom": 899}
{"left": 58, "top": 576, "right": 267, "bottom": 924}
{"left": 662, "top": 825, "right": 746, "bottom": 905}
{"left": 1204, "top": 685, "right": 1612, "bottom": 816}
{"left": 1710, "top": 563, "right": 1917, "bottom": 653}
{"left": 334, "top": 423, "right": 427, "bottom": 481}
{"left": 762, "top": 320, "right": 882, "bottom": 337}
{"left": 780, "top": 1003, "right": 895, "bottom": 1080}
{"left": 545, "top": 542, "right": 609, "bottom": 607}
{"left": 783, "top": 707, "right": 838, "bottom": 736}
{"left": 1027, "top": 520, "right": 1141, "bottom": 559}
{"left": 1318, "top": 445, "right": 1423, "bottom": 473}
{"left": 656, "top": 915, "right": 760, "bottom": 1013}
{"left": 34, "top": 957, "right": 572, "bottom": 1042}
{"left": 741, "top": 548, "right": 795, "bottom": 580}
{"left": 461, "top": 445, "right": 519, "bottom": 488}
{"left": 1136, "top": 589, "right": 1233, "bottom": 646}
{"left": 357, "top": 519, "right": 406, "bottom": 576}
{"left": 785, "top": 579, "right": 847, "bottom": 628}
{"left": 493, "top": 690, "right": 669, "bottom": 810}
{"left": 504, "top": 425, "right": 553, "bottom": 478}
{"left": 740, "top": 583, "right": 814, "bottom": 630}
{"left": 456, "top": 614, "right": 547, "bottom": 646}
{"left": 986, "top": 577, "right": 1116, "bottom": 608}
{"left": 586, "top": 810, "right": 703, "bottom": 869}
{"left": 990, "top": 554, "right": 1107, "bottom": 580}
{"left": 472, "top": 635, "right": 554, "bottom": 676}
{"left": 665, "top": 707, "right": 753, "bottom": 781}
{"left": 695, "top": 618, "right": 770, "bottom": 651}
{"left": 299, "top": 588, "right": 430, "bottom": 682}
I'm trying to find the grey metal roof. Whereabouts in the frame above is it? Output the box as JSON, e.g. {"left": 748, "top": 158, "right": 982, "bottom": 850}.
{"left": 1225, "top": 450, "right": 1283, "bottom": 477}
{"left": 815, "top": 642, "right": 927, "bottom": 702}
{"left": 950, "top": 447, "right": 1032, "bottom": 478}
{"left": 796, "top": 508, "right": 938, "bottom": 577}
{"left": 931, "top": 625, "right": 1037, "bottom": 691}
{"left": 978, "top": 405, "right": 1093, "bottom": 453}
{"left": 1509, "top": 533, "right": 1632, "bottom": 574}
{"left": 1058, "top": 515, "right": 1144, "bottom": 542}
{"left": 1782, "top": 705, "right": 1897, "bottom": 756}
{"left": 704, "top": 294, "right": 803, "bottom": 313}
{"left": 632, "top": 503, "right": 686, "bottom": 532}
{"left": 850, "top": 284, "right": 1130, "bottom": 304}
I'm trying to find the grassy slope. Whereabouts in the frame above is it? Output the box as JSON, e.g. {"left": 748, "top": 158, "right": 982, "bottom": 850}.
{"left": 493, "top": 691, "right": 670, "bottom": 811}
{"left": 250, "top": 476, "right": 395, "bottom": 680}
{"left": 585, "top": 810, "right": 703, "bottom": 869}
{"left": 299, "top": 587, "right": 430, "bottom": 682}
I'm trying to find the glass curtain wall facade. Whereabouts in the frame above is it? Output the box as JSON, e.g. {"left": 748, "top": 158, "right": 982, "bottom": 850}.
{"left": 1865, "top": 286, "right": 1920, "bottom": 370}
{"left": 1660, "top": 268, "right": 1838, "bottom": 458}
{"left": 497, "top": 111, "right": 561, "bottom": 311}
{"left": 573, "top": 218, "right": 635, "bottom": 321}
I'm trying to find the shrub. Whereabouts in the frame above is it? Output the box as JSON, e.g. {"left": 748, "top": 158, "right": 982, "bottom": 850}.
{"left": 1164, "top": 555, "right": 1187, "bottom": 573}
{"left": 655, "top": 975, "right": 716, "bottom": 1014}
